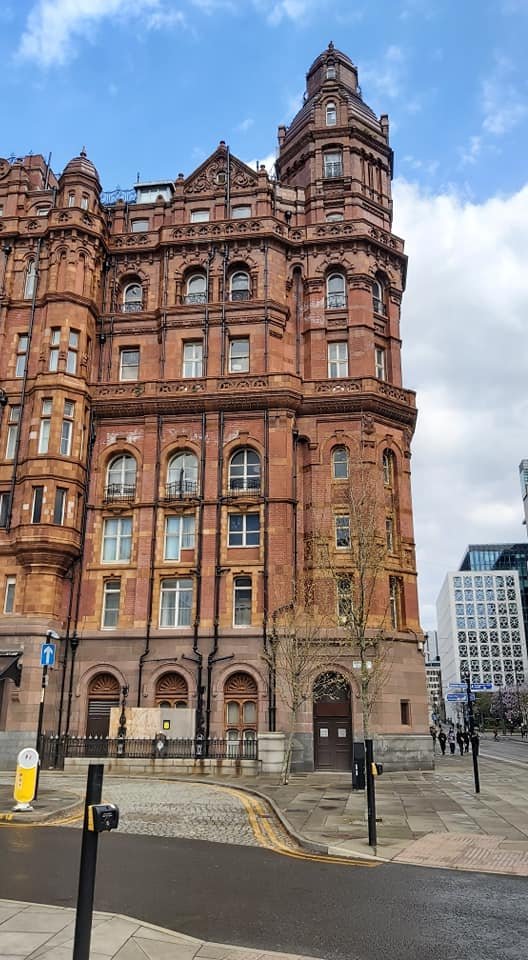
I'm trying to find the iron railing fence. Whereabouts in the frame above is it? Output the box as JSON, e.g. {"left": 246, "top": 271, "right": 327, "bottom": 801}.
{"left": 39, "top": 735, "right": 258, "bottom": 769}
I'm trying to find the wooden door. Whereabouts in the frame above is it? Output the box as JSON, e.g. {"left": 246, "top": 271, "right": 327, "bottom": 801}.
{"left": 314, "top": 717, "right": 352, "bottom": 771}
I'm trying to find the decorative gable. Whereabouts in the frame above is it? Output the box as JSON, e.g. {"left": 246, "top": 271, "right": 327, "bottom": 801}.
{"left": 184, "top": 146, "right": 258, "bottom": 196}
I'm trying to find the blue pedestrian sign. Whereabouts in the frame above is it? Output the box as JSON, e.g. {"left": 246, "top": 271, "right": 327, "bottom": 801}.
{"left": 471, "top": 682, "right": 493, "bottom": 691}
{"left": 40, "top": 643, "right": 56, "bottom": 668}
{"left": 446, "top": 693, "right": 467, "bottom": 702}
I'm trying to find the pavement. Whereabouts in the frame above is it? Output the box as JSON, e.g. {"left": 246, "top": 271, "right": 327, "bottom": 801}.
{"left": 0, "top": 899, "right": 323, "bottom": 960}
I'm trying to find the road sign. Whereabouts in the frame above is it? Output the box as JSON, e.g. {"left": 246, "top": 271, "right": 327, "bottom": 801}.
{"left": 40, "top": 643, "right": 56, "bottom": 667}
{"left": 446, "top": 693, "right": 467, "bottom": 702}
{"left": 471, "top": 682, "right": 493, "bottom": 691}
{"left": 448, "top": 682, "right": 466, "bottom": 689}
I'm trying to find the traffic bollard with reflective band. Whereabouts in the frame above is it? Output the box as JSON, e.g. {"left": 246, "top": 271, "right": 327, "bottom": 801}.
{"left": 13, "top": 748, "right": 39, "bottom": 811}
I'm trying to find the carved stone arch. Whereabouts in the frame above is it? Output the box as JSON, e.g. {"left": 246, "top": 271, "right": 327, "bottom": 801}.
{"left": 88, "top": 672, "right": 121, "bottom": 698}
{"left": 375, "top": 435, "right": 404, "bottom": 459}
{"left": 314, "top": 255, "right": 354, "bottom": 279}
{"left": 86, "top": 671, "right": 122, "bottom": 737}
{"left": 155, "top": 672, "right": 188, "bottom": 705}
{"left": 224, "top": 671, "right": 258, "bottom": 697}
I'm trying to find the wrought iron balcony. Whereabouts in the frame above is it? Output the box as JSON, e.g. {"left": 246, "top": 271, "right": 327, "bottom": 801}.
{"left": 165, "top": 480, "right": 200, "bottom": 501}
{"left": 230, "top": 290, "right": 251, "bottom": 302}
{"left": 121, "top": 302, "right": 143, "bottom": 313}
{"left": 324, "top": 162, "right": 343, "bottom": 179}
{"left": 183, "top": 293, "right": 207, "bottom": 305}
{"left": 227, "top": 479, "right": 262, "bottom": 497}
{"left": 326, "top": 293, "right": 347, "bottom": 309}
{"left": 104, "top": 484, "right": 136, "bottom": 503}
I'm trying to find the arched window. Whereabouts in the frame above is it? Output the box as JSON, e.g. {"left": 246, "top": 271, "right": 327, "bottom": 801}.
{"left": 224, "top": 672, "right": 258, "bottom": 752}
{"left": 122, "top": 282, "right": 143, "bottom": 313}
{"left": 167, "top": 451, "right": 199, "bottom": 498}
{"left": 326, "top": 102, "right": 337, "bottom": 126}
{"left": 323, "top": 149, "right": 343, "bottom": 179}
{"left": 185, "top": 273, "right": 207, "bottom": 305}
{"left": 332, "top": 446, "right": 349, "bottom": 479}
{"left": 326, "top": 272, "right": 346, "bottom": 309}
{"left": 373, "top": 278, "right": 386, "bottom": 316}
{"left": 229, "top": 448, "right": 261, "bottom": 493}
{"left": 155, "top": 672, "right": 188, "bottom": 708}
{"left": 24, "top": 260, "right": 37, "bottom": 300}
{"left": 382, "top": 449, "right": 395, "bottom": 488}
{"left": 326, "top": 63, "right": 336, "bottom": 80}
{"left": 106, "top": 454, "right": 137, "bottom": 500}
{"left": 230, "top": 271, "right": 251, "bottom": 301}
{"left": 86, "top": 672, "right": 121, "bottom": 737}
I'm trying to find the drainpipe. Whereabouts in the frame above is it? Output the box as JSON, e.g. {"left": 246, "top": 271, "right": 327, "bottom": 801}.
{"left": 137, "top": 412, "right": 162, "bottom": 705}
{"left": 182, "top": 411, "right": 207, "bottom": 735}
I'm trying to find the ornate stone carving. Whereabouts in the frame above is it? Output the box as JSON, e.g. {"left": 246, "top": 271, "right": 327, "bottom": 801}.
{"left": 314, "top": 381, "right": 361, "bottom": 394}
{"left": 377, "top": 383, "right": 411, "bottom": 404}
{"left": 219, "top": 377, "right": 267, "bottom": 391}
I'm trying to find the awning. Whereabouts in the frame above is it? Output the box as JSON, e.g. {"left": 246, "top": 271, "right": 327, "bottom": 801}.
{"left": 0, "top": 652, "right": 22, "bottom": 686}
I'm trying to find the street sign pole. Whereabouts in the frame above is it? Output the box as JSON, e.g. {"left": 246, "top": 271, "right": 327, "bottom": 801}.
{"left": 465, "top": 674, "right": 480, "bottom": 795}
{"left": 73, "top": 764, "right": 104, "bottom": 960}
{"left": 33, "top": 664, "right": 48, "bottom": 801}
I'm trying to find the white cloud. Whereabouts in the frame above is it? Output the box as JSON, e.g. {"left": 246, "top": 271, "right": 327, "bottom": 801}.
{"left": 255, "top": 0, "right": 320, "bottom": 25}
{"left": 246, "top": 152, "right": 277, "bottom": 175}
{"left": 360, "top": 45, "right": 408, "bottom": 101}
{"left": 393, "top": 180, "right": 528, "bottom": 629}
{"left": 459, "top": 135, "right": 482, "bottom": 166}
{"left": 481, "top": 54, "right": 528, "bottom": 136}
{"left": 237, "top": 117, "right": 254, "bottom": 133}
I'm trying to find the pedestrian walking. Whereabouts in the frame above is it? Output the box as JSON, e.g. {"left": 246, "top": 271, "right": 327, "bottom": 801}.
{"left": 521, "top": 723, "right": 527, "bottom": 739}
{"left": 463, "top": 729, "right": 470, "bottom": 753}
{"left": 456, "top": 725, "right": 464, "bottom": 756}
{"left": 438, "top": 728, "right": 447, "bottom": 755}
{"left": 447, "top": 727, "right": 456, "bottom": 755}
{"left": 430, "top": 724, "right": 437, "bottom": 752}
{"left": 493, "top": 721, "right": 499, "bottom": 741}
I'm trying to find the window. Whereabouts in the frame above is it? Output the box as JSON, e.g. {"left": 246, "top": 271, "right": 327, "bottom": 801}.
{"left": 233, "top": 577, "right": 252, "bottom": 626}
{"left": 102, "top": 579, "right": 121, "bottom": 628}
{"left": 31, "top": 486, "right": 44, "bottom": 524}
{"left": 390, "top": 576, "right": 402, "bottom": 630}
{"left": 224, "top": 672, "right": 258, "bottom": 744}
{"left": 102, "top": 517, "right": 132, "bottom": 562}
{"left": 185, "top": 273, "right": 207, "bottom": 304}
{"left": 190, "top": 209, "right": 210, "bottom": 223}
{"left": 53, "top": 487, "right": 67, "bottom": 525}
{"left": 68, "top": 192, "right": 75, "bottom": 207}
{"left": 326, "top": 273, "right": 346, "bottom": 309}
{"left": 119, "top": 348, "right": 140, "bottom": 381}
{"left": 6, "top": 406, "right": 20, "bottom": 460}
{"left": 382, "top": 449, "right": 395, "bottom": 487}
{"left": 123, "top": 283, "right": 143, "bottom": 313}
{"left": 15, "top": 335, "right": 28, "bottom": 377}
{"left": 335, "top": 515, "right": 351, "bottom": 548}
{"left": 49, "top": 328, "right": 60, "bottom": 372}
{"left": 164, "top": 515, "right": 195, "bottom": 560}
{"left": 80, "top": 195, "right": 89, "bottom": 211}
{"left": 160, "top": 578, "right": 193, "bottom": 627}
{"left": 228, "top": 513, "right": 260, "bottom": 547}
{"left": 332, "top": 446, "right": 348, "bottom": 479}
{"left": 182, "top": 341, "right": 203, "bottom": 378}
{"left": 400, "top": 700, "right": 411, "bottom": 725}
{"left": 326, "top": 102, "right": 337, "bottom": 126}
{"left": 327, "top": 341, "right": 348, "bottom": 378}
{"left": 167, "top": 451, "right": 199, "bottom": 497}
{"left": 326, "top": 212, "right": 344, "bottom": 222}
{"left": 60, "top": 400, "right": 75, "bottom": 456}
{"left": 324, "top": 150, "right": 343, "bottom": 178}
{"left": 107, "top": 455, "right": 137, "bottom": 498}
{"left": 375, "top": 347, "right": 386, "bottom": 380}
{"left": 38, "top": 399, "right": 53, "bottom": 454}
{"left": 373, "top": 279, "right": 386, "bottom": 316}
{"left": 232, "top": 205, "right": 251, "bottom": 219}
{"left": 229, "top": 448, "right": 261, "bottom": 492}
{"left": 386, "top": 517, "right": 394, "bottom": 553}
{"left": 337, "top": 576, "right": 353, "bottom": 623}
{"left": 229, "top": 338, "right": 250, "bottom": 373}
{"left": 37, "top": 206, "right": 50, "bottom": 216}
{"left": 66, "top": 330, "right": 79, "bottom": 374}
{"left": 0, "top": 492, "right": 9, "bottom": 528}
{"left": 24, "top": 260, "right": 36, "bottom": 300}
{"left": 230, "top": 271, "right": 250, "bottom": 301}
{"left": 4, "top": 577, "right": 16, "bottom": 614}
{"left": 131, "top": 219, "right": 148, "bottom": 232}
{"left": 326, "top": 64, "right": 336, "bottom": 79}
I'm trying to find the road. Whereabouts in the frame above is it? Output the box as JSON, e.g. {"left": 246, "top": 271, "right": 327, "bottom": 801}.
{"left": 480, "top": 734, "right": 528, "bottom": 765}
{"left": 0, "top": 822, "right": 527, "bottom": 960}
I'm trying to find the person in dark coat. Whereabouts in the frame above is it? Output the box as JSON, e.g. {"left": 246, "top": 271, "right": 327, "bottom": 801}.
{"left": 456, "top": 725, "right": 464, "bottom": 756}
{"left": 447, "top": 727, "right": 456, "bottom": 754}
{"left": 463, "top": 729, "right": 470, "bottom": 753}
{"left": 438, "top": 728, "right": 447, "bottom": 755}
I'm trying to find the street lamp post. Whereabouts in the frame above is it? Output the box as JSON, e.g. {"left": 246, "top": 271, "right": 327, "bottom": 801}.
{"left": 35, "top": 629, "right": 60, "bottom": 800}
{"left": 117, "top": 684, "right": 129, "bottom": 756}
{"left": 465, "top": 673, "right": 480, "bottom": 794}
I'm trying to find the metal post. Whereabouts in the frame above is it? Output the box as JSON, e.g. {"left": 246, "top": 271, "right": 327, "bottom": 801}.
{"left": 33, "top": 665, "right": 48, "bottom": 800}
{"left": 465, "top": 674, "right": 480, "bottom": 794}
{"left": 73, "top": 763, "right": 104, "bottom": 960}
{"left": 365, "top": 737, "right": 377, "bottom": 847}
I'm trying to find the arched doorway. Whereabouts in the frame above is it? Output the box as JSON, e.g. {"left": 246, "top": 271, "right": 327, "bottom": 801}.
{"left": 313, "top": 672, "right": 352, "bottom": 771}
{"left": 86, "top": 673, "right": 120, "bottom": 737}
{"left": 224, "top": 672, "right": 258, "bottom": 746}
{"left": 155, "top": 672, "right": 188, "bottom": 708}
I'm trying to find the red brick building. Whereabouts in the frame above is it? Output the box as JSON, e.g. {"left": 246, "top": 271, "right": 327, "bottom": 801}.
{"left": 0, "top": 45, "right": 430, "bottom": 769}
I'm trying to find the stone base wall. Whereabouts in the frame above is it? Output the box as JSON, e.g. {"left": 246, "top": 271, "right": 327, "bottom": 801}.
{"left": 0, "top": 731, "right": 37, "bottom": 770}
{"left": 291, "top": 732, "right": 434, "bottom": 773}
{"left": 64, "top": 757, "right": 260, "bottom": 777}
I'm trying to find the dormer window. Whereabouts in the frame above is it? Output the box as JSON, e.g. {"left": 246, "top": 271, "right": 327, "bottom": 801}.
{"left": 326, "top": 63, "right": 336, "bottom": 79}
{"left": 185, "top": 273, "right": 207, "bottom": 304}
{"left": 324, "top": 150, "right": 343, "bottom": 179}
{"left": 326, "top": 102, "right": 337, "bottom": 126}
{"left": 80, "top": 196, "right": 89, "bottom": 210}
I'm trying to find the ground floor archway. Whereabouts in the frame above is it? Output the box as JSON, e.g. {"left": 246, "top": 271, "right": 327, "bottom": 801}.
{"left": 86, "top": 672, "right": 120, "bottom": 737}
{"left": 313, "top": 672, "right": 352, "bottom": 771}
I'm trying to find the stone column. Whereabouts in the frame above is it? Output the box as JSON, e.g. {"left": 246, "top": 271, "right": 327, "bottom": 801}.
{"left": 258, "top": 731, "right": 285, "bottom": 775}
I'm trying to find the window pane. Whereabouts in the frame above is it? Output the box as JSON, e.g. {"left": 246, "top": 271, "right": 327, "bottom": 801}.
{"left": 243, "top": 701, "right": 257, "bottom": 723}
{"left": 229, "top": 338, "right": 250, "bottom": 373}
{"left": 232, "top": 206, "right": 251, "bottom": 219}
{"left": 227, "top": 702, "right": 240, "bottom": 723}
{"left": 120, "top": 349, "right": 139, "bottom": 381}
{"left": 190, "top": 210, "right": 210, "bottom": 222}
{"left": 332, "top": 447, "right": 348, "bottom": 479}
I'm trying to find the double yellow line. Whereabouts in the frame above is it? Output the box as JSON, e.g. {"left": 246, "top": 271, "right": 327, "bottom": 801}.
{"left": 221, "top": 786, "right": 377, "bottom": 868}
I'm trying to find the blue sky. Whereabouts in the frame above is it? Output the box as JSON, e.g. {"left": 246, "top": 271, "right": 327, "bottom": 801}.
{"left": 3, "top": 1, "right": 528, "bottom": 632}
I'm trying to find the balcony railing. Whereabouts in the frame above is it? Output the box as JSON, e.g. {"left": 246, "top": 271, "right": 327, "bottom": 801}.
{"left": 121, "top": 302, "right": 143, "bottom": 313}
{"left": 324, "top": 162, "right": 343, "bottom": 179}
{"left": 183, "top": 293, "right": 207, "bottom": 305}
{"left": 165, "top": 480, "right": 200, "bottom": 501}
{"left": 38, "top": 734, "right": 258, "bottom": 768}
{"left": 230, "top": 290, "right": 251, "bottom": 302}
{"left": 326, "top": 293, "right": 347, "bottom": 309}
{"left": 104, "top": 484, "right": 136, "bottom": 503}
{"left": 227, "top": 479, "right": 262, "bottom": 497}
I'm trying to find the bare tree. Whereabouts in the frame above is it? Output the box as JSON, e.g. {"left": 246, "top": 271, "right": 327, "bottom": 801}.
{"left": 312, "top": 452, "right": 394, "bottom": 740}
{"left": 265, "top": 579, "right": 344, "bottom": 783}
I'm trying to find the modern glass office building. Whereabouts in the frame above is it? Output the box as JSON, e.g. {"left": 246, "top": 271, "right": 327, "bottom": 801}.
{"left": 460, "top": 544, "right": 528, "bottom": 654}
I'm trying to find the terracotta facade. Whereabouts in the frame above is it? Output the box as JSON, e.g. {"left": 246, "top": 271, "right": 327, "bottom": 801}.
{"left": 0, "top": 45, "right": 430, "bottom": 769}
